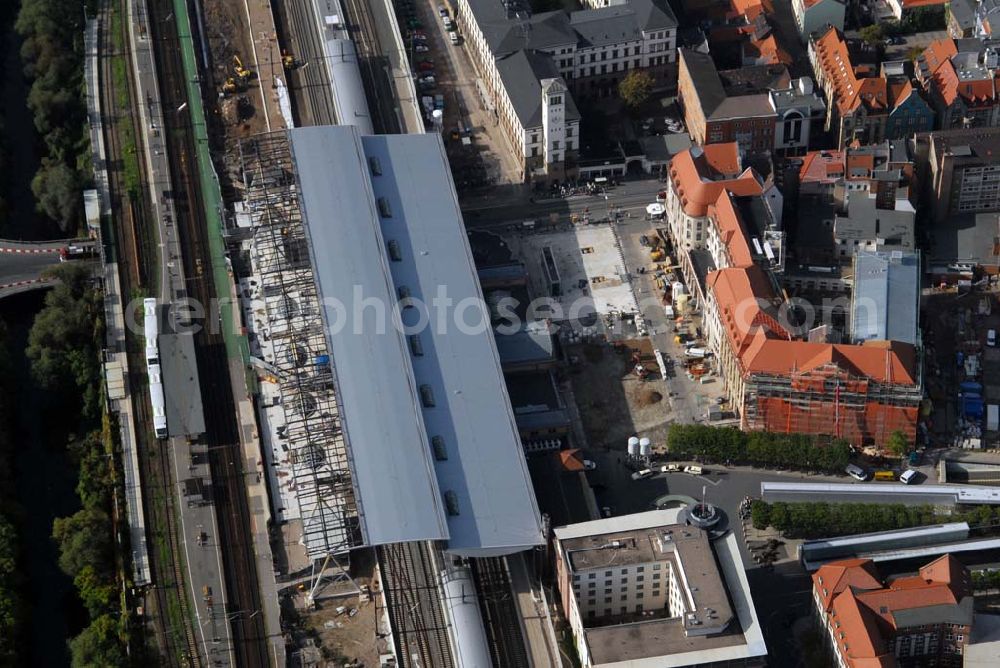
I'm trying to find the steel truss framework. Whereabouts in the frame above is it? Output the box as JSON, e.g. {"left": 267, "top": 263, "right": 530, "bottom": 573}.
{"left": 239, "top": 132, "right": 362, "bottom": 558}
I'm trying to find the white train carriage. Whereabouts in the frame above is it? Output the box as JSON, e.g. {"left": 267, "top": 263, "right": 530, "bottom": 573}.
{"left": 148, "top": 363, "right": 168, "bottom": 439}
{"left": 143, "top": 298, "right": 159, "bottom": 365}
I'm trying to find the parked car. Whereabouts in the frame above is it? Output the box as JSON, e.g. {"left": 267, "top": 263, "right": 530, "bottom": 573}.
{"left": 899, "top": 469, "right": 920, "bottom": 484}
{"left": 631, "top": 468, "right": 655, "bottom": 481}
{"left": 450, "top": 32, "right": 462, "bottom": 44}
{"left": 418, "top": 61, "right": 435, "bottom": 72}
{"left": 583, "top": 459, "right": 597, "bottom": 471}
{"left": 602, "top": 506, "right": 614, "bottom": 517}
{"left": 660, "top": 464, "right": 680, "bottom": 473}
{"left": 845, "top": 464, "right": 869, "bottom": 481}
{"left": 417, "top": 75, "right": 436, "bottom": 85}
{"left": 683, "top": 465, "right": 703, "bottom": 475}
{"left": 414, "top": 44, "right": 429, "bottom": 53}
{"left": 438, "top": 5, "right": 449, "bottom": 17}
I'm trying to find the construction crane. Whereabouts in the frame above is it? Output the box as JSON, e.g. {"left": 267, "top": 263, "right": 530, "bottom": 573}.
{"left": 232, "top": 54, "right": 252, "bottom": 82}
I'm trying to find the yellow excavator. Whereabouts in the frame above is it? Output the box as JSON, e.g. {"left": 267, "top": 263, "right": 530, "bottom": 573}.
{"left": 221, "top": 77, "right": 238, "bottom": 96}
{"left": 282, "top": 49, "right": 299, "bottom": 70}
{"left": 233, "top": 54, "right": 252, "bottom": 82}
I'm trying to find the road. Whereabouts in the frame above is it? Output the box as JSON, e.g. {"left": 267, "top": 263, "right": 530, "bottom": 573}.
{"left": 462, "top": 176, "right": 665, "bottom": 228}
{"left": 0, "top": 252, "right": 62, "bottom": 286}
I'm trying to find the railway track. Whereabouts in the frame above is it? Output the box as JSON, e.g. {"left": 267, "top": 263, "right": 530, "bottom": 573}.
{"left": 271, "top": 0, "right": 337, "bottom": 125}
{"left": 98, "top": 2, "right": 202, "bottom": 666}
{"left": 470, "top": 557, "right": 531, "bottom": 668}
{"left": 340, "top": 0, "right": 401, "bottom": 133}
{"left": 145, "top": 0, "right": 269, "bottom": 665}
{"left": 378, "top": 542, "right": 455, "bottom": 668}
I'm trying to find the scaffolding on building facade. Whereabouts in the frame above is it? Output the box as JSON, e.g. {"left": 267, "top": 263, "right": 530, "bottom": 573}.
{"left": 239, "top": 132, "right": 362, "bottom": 557}
{"left": 742, "top": 361, "right": 922, "bottom": 445}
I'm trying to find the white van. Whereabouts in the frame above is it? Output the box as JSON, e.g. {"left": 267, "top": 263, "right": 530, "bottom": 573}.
{"left": 450, "top": 32, "right": 461, "bottom": 45}
{"left": 899, "top": 469, "right": 919, "bottom": 485}
{"left": 989, "top": 329, "right": 997, "bottom": 347}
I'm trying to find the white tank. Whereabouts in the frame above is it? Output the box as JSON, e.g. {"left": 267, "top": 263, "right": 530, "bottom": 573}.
{"left": 628, "top": 437, "right": 640, "bottom": 457}
{"left": 639, "top": 438, "right": 652, "bottom": 457}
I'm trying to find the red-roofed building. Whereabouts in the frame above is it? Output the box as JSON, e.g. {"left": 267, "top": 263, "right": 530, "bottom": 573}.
{"left": 672, "top": 147, "right": 921, "bottom": 444}
{"left": 687, "top": 193, "right": 919, "bottom": 443}
{"left": 916, "top": 38, "right": 1000, "bottom": 129}
{"left": 809, "top": 27, "right": 934, "bottom": 147}
{"left": 813, "top": 556, "right": 973, "bottom": 667}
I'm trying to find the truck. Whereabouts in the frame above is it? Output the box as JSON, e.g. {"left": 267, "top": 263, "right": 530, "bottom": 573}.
{"left": 685, "top": 347, "right": 708, "bottom": 358}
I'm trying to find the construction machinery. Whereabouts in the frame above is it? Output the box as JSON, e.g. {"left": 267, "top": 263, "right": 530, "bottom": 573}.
{"left": 282, "top": 49, "right": 300, "bottom": 70}
{"left": 233, "top": 54, "right": 252, "bottom": 82}
{"left": 221, "top": 77, "right": 238, "bottom": 96}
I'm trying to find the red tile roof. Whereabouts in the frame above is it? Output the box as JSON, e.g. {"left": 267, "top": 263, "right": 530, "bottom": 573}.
{"left": 813, "top": 558, "right": 883, "bottom": 613}
{"left": 799, "top": 150, "right": 845, "bottom": 184}
{"left": 816, "top": 557, "right": 972, "bottom": 668}
{"left": 741, "top": 339, "right": 918, "bottom": 385}
{"left": 707, "top": 265, "right": 789, "bottom": 359}
{"left": 932, "top": 58, "right": 997, "bottom": 106}
{"left": 745, "top": 35, "right": 793, "bottom": 65}
{"left": 668, "top": 144, "right": 764, "bottom": 217}
{"left": 812, "top": 27, "right": 900, "bottom": 114}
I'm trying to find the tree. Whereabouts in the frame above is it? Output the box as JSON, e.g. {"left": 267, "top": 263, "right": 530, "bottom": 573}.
{"left": 885, "top": 430, "right": 909, "bottom": 458}
{"left": 74, "top": 565, "right": 116, "bottom": 618}
{"left": 31, "top": 159, "right": 80, "bottom": 231}
{"left": 51, "top": 507, "right": 113, "bottom": 579}
{"left": 618, "top": 70, "right": 654, "bottom": 110}
{"left": 859, "top": 24, "right": 884, "bottom": 46}
{"left": 26, "top": 263, "right": 101, "bottom": 418}
{"left": 68, "top": 614, "right": 127, "bottom": 668}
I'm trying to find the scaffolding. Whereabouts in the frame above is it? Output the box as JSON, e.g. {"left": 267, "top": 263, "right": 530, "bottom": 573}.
{"left": 239, "top": 132, "right": 362, "bottom": 557}
{"left": 742, "top": 362, "right": 922, "bottom": 445}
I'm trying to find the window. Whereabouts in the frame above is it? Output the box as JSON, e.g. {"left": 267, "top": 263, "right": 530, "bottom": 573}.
{"left": 553, "top": 140, "right": 560, "bottom": 150}
{"left": 377, "top": 197, "right": 392, "bottom": 218}
{"left": 612, "top": 49, "right": 619, "bottom": 58}
{"left": 387, "top": 239, "right": 402, "bottom": 261}
{"left": 397, "top": 285, "right": 411, "bottom": 302}
{"left": 635, "top": 604, "right": 643, "bottom": 613}
{"left": 368, "top": 156, "right": 382, "bottom": 176}
{"left": 589, "top": 573, "right": 596, "bottom": 579}
{"left": 604, "top": 596, "right": 612, "bottom": 603}
{"left": 431, "top": 436, "right": 448, "bottom": 461}
{"left": 637, "top": 566, "right": 644, "bottom": 572}
{"left": 409, "top": 334, "right": 424, "bottom": 356}
{"left": 604, "top": 570, "right": 612, "bottom": 577}
{"left": 444, "top": 490, "right": 459, "bottom": 515}
{"left": 550, "top": 95, "right": 562, "bottom": 105}
{"left": 420, "top": 384, "right": 436, "bottom": 407}
{"left": 621, "top": 569, "right": 627, "bottom": 574}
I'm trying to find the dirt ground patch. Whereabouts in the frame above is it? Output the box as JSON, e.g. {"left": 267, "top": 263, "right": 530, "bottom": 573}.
{"left": 284, "top": 553, "right": 389, "bottom": 667}
{"left": 567, "top": 338, "right": 672, "bottom": 451}
{"left": 202, "top": 0, "right": 269, "bottom": 138}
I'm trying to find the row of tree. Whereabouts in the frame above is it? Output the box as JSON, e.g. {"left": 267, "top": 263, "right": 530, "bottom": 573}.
{"left": 27, "top": 264, "right": 128, "bottom": 666}
{"left": 16, "top": 0, "right": 89, "bottom": 232}
{"left": 751, "top": 500, "right": 1000, "bottom": 540}
{"left": 750, "top": 501, "right": 938, "bottom": 539}
{"left": 666, "top": 424, "right": 852, "bottom": 473}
